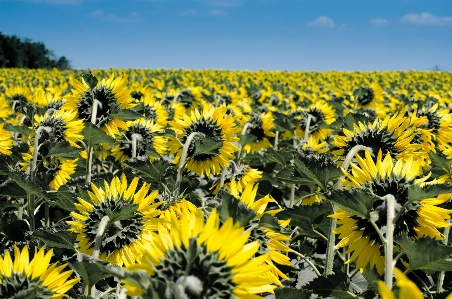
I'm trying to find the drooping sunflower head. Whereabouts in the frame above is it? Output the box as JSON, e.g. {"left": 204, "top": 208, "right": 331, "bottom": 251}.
{"left": 125, "top": 208, "right": 277, "bottom": 299}
{"left": 351, "top": 82, "right": 384, "bottom": 109}
{"left": 333, "top": 150, "right": 452, "bottom": 274}
{"left": 0, "top": 123, "right": 13, "bottom": 156}
{"left": 331, "top": 113, "right": 424, "bottom": 164}
{"left": 111, "top": 118, "right": 167, "bottom": 162}
{"left": 169, "top": 106, "right": 240, "bottom": 177}
{"left": 242, "top": 112, "right": 275, "bottom": 154}
{"left": 293, "top": 99, "right": 336, "bottom": 141}
{"left": 142, "top": 95, "right": 169, "bottom": 127}
{"left": 67, "top": 174, "right": 164, "bottom": 266}
{"left": 0, "top": 245, "right": 80, "bottom": 299}
{"left": 5, "top": 85, "right": 34, "bottom": 115}
{"left": 414, "top": 102, "right": 452, "bottom": 147}
{"left": 210, "top": 161, "right": 263, "bottom": 196}
{"left": 63, "top": 75, "right": 136, "bottom": 137}
{"left": 34, "top": 109, "right": 84, "bottom": 148}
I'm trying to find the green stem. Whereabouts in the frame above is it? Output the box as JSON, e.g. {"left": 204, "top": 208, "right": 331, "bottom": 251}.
{"left": 236, "top": 122, "right": 251, "bottom": 163}
{"left": 325, "top": 144, "right": 373, "bottom": 276}
{"left": 44, "top": 202, "right": 50, "bottom": 227}
{"left": 175, "top": 132, "right": 202, "bottom": 193}
{"left": 291, "top": 250, "right": 322, "bottom": 277}
{"left": 274, "top": 131, "right": 279, "bottom": 150}
{"left": 85, "top": 99, "right": 101, "bottom": 185}
{"left": 289, "top": 184, "right": 295, "bottom": 208}
{"left": 436, "top": 220, "right": 450, "bottom": 294}
{"left": 131, "top": 133, "right": 143, "bottom": 159}
{"left": 304, "top": 113, "right": 315, "bottom": 141}
{"left": 219, "top": 166, "right": 228, "bottom": 189}
{"left": 90, "top": 215, "right": 110, "bottom": 296}
{"left": 384, "top": 194, "right": 395, "bottom": 288}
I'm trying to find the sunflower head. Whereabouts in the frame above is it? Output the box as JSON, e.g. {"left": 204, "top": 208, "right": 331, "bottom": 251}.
{"left": 126, "top": 208, "right": 277, "bottom": 298}
{"left": 0, "top": 245, "right": 80, "bottom": 299}
{"left": 169, "top": 106, "right": 240, "bottom": 176}
{"left": 352, "top": 82, "right": 384, "bottom": 108}
{"left": 67, "top": 174, "right": 164, "bottom": 266}
{"left": 0, "top": 123, "right": 13, "bottom": 156}
{"left": 242, "top": 112, "right": 275, "bottom": 154}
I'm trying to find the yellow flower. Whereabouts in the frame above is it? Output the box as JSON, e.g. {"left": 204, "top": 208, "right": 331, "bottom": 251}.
{"left": 67, "top": 174, "right": 164, "bottom": 266}
{"left": 242, "top": 112, "right": 276, "bottom": 154}
{"left": 126, "top": 209, "right": 277, "bottom": 298}
{"left": 378, "top": 268, "right": 423, "bottom": 299}
{"left": 0, "top": 245, "right": 80, "bottom": 299}
{"left": 0, "top": 123, "right": 13, "bottom": 155}
{"left": 169, "top": 106, "right": 240, "bottom": 177}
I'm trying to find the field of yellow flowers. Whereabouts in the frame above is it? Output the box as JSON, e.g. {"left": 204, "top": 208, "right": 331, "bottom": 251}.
{"left": 0, "top": 67, "right": 452, "bottom": 298}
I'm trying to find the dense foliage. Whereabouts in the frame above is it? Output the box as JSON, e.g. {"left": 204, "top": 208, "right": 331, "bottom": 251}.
{"left": 0, "top": 68, "right": 451, "bottom": 299}
{"left": 0, "top": 32, "right": 70, "bottom": 69}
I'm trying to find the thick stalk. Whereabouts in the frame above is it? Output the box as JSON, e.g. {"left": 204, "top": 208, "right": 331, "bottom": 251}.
{"left": 236, "top": 122, "right": 251, "bottom": 163}
{"left": 325, "top": 144, "right": 373, "bottom": 276}
{"left": 131, "top": 133, "right": 143, "bottom": 158}
{"left": 304, "top": 114, "right": 315, "bottom": 141}
{"left": 175, "top": 132, "right": 202, "bottom": 192}
{"left": 436, "top": 220, "right": 450, "bottom": 293}
{"left": 85, "top": 99, "right": 102, "bottom": 185}
{"left": 384, "top": 194, "right": 396, "bottom": 288}
{"left": 274, "top": 131, "right": 279, "bottom": 150}
{"left": 219, "top": 166, "right": 228, "bottom": 189}
{"left": 289, "top": 184, "right": 295, "bottom": 208}
{"left": 90, "top": 215, "right": 110, "bottom": 297}
{"left": 29, "top": 126, "right": 51, "bottom": 231}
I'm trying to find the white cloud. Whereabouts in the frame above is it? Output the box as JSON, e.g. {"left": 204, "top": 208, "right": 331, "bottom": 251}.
{"left": 371, "top": 18, "right": 388, "bottom": 26}
{"left": 179, "top": 9, "right": 198, "bottom": 16}
{"left": 90, "top": 10, "right": 143, "bottom": 24}
{"left": 307, "top": 16, "right": 335, "bottom": 28}
{"left": 209, "top": 10, "right": 227, "bottom": 16}
{"left": 401, "top": 12, "right": 452, "bottom": 25}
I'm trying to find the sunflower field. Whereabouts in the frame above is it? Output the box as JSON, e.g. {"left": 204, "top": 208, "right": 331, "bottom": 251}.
{"left": 0, "top": 68, "right": 452, "bottom": 299}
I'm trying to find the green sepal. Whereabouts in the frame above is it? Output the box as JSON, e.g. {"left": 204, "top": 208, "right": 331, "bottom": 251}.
{"left": 218, "top": 191, "right": 256, "bottom": 226}
{"left": 81, "top": 72, "right": 98, "bottom": 89}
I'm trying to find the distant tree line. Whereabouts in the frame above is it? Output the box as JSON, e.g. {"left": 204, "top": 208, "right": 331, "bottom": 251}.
{"left": 0, "top": 32, "right": 71, "bottom": 70}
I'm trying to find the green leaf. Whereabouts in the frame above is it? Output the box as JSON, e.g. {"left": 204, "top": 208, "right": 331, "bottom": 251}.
{"left": 278, "top": 204, "right": 331, "bottom": 238}
{"left": 218, "top": 191, "right": 256, "bottom": 226}
{"left": 48, "top": 187, "right": 76, "bottom": 211}
{"left": 47, "top": 141, "right": 80, "bottom": 159}
{"left": 274, "top": 287, "right": 310, "bottom": 299}
{"left": 395, "top": 234, "right": 452, "bottom": 273}
{"left": 407, "top": 184, "right": 452, "bottom": 203}
{"left": 110, "top": 109, "right": 142, "bottom": 121}
{"left": 238, "top": 133, "right": 257, "bottom": 146}
{"left": 256, "top": 180, "right": 273, "bottom": 198}
{"left": 293, "top": 159, "right": 324, "bottom": 188}
{"left": 81, "top": 72, "right": 98, "bottom": 89}
{"left": 10, "top": 172, "right": 49, "bottom": 199}
{"left": 125, "top": 158, "right": 171, "bottom": 187}
{"left": 259, "top": 213, "right": 280, "bottom": 231}
{"left": 106, "top": 204, "right": 138, "bottom": 224}
{"left": 33, "top": 231, "right": 76, "bottom": 251}
{"left": 3, "top": 123, "right": 33, "bottom": 136}
{"left": 266, "top": 148, "right": 293, "bottom": 166}
{"left": 82, "top": 122, "right": 115, "bottom": 146}
{"left": 69, "top": 261, "right": 111, "bottom": 291}
{"left": 429, "top": 152, "right": 450, "bottom": 174}
{"left": 0, "top": 180, "right": 27, "bottom": 198}
{"left": 361, "top": 266, "right": 380, "bottom": 293}
{"left": 326, "top": 189, "right": 379, "bottom": 219}
{"left": 305, "top": 272, "right": 353, "bottom": 298}
{"left": 192, "top": 137, "right": 223, "bottom": 157}
{"left": 272, "top": 112, "right": 294, "bottom": 133}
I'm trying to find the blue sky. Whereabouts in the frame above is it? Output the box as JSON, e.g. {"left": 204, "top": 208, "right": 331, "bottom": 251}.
{"left": 1, "top": 0, "right": 451, "bottom": 71}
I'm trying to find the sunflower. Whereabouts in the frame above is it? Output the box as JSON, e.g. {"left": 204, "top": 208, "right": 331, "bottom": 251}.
{"left": 0, "top": 245, "right": 80, "bottom": 299}
{"left": 242, "top": 112, "right": 275, "bottom": 154}
{"left": 0, "top": 123, "right": 13, "bottom": 155}
{"left": 142, "top": 94, "right": 169, "bottom": 127}
{"left": 412, "top": 102, "right": 452, "bottom": 147}
{"left": 378, "top": 268, "right": 423, "bottom": 299}
{"left": 210, "top": 162, "right": 262, "bottom": 196}
{"left": 4, "top": 85, "right": 34, "bottom": 115}
{"left": 331, "top": 113, "right": 423, "bottom": 164}
{"left": 48, "top": 158, "right": 78, "bottom": 190}
{"left": 111, "top": 118, "right": 166, "bottom": 161}
{"left": 293, "top": 100, "right": 336, "bottom": 141}
{"left": 234, "top": 183, "right": 293, "bottom": 285}
{"left": 169, "top": 106, "right": 240, "bottom": 177}
{"left": 162, "top": 101, "right": 186, "bottom": 123}
{"left": 332, "top": 150, "right": 452, "bottom": 275}
{"left": 33, "top": 109, "right": 84, "bottom": 148}
{"left": 67, "top": 174, "right": 164, "bottom": 266}
{"left": 63, "top": 75, "right": 136, "bottom": 137}
{"left": 125, "top": 208, "right": 277, "bottom": 298}
{"left": 350, "top": 82, "right": 384, "bottom": 110}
